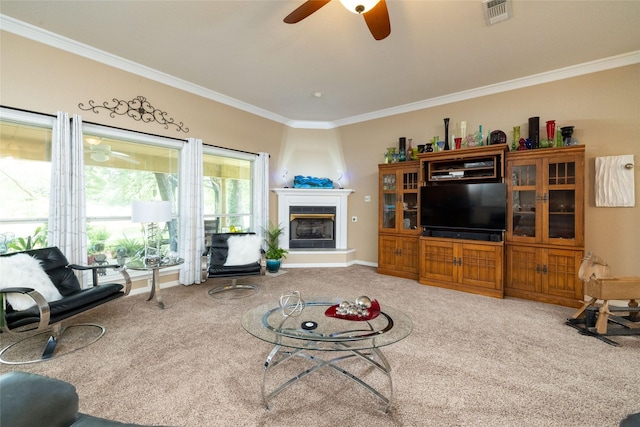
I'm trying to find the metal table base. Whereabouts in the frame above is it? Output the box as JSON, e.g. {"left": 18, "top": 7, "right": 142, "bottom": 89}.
{"left": 262, "top": 343, "right": 393, "bottom": 412}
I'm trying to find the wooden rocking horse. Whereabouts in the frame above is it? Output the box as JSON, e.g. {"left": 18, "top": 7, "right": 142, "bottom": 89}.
{"left": 567, "top": 252, "right": 640, "bottom": 344}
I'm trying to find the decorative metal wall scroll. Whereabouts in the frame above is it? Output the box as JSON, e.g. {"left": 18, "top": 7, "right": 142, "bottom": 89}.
{"left": 78, "top": 95, "right": 189, "bottom": 133}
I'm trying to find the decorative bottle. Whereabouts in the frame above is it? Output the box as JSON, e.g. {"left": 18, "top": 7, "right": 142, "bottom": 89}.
{"left": 529, "top": 116, "right": 540, "bottom": 149}
{"left": 561, "top": 126, "right": 575, "bottom": 146}
{"left": 398, "top": 137, "right": 406, "bottom": 152}
{"left": 406, "top": 138, "right": 414, "bottom": 160}
{"left": 546, "top": 120, "right": 556, "bottom": 143}
{"left": 512, "top": 126, "right": 520, "bottom": 151}
{"left": 443, "top": 118, "right": 450, "bottom": 150}
{"left": 398, "top": 137, "right": 406, "bottom": 161}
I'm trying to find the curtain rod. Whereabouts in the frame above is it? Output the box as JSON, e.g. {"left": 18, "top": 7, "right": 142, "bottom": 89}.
{"left": 82, "top": 121, "right": 259, "bottom": 156}
{"left": 1, "top": 105, "right": 259, "bottom": 156}
{"left": 80, "top": 119, "right": 187, "bottom": 143}
{"left": 0, "top": 105, "right": 188, "bottom": 143}
{"left": 202, "top": 142, "right": 258, "bottom": 157}
{"left": 84, "top": 121, "right": 259, "bottom": 156}
{"left": 0, "top": 105, "right": 56, "bottom": 118}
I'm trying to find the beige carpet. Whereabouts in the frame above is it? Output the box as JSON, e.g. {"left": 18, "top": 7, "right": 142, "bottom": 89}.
{"left": 1, "top": 265, "right": 638, "bottom": 426}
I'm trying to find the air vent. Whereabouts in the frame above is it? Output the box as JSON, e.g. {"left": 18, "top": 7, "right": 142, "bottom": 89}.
{"left": 483, "top": 0, "right": 512, "bottom": 25}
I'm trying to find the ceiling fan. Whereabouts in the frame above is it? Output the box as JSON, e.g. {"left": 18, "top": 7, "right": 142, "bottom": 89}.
{"left": 284, "top": 0, "right": 391, "bottom": 40}
{"left": 87, "top": 140, "right": 140, "bottom": 165}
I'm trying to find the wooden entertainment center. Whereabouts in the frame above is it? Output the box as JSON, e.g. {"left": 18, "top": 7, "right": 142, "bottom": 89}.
{"left": 378, "top": 144, "right": 585, "bottom": 307}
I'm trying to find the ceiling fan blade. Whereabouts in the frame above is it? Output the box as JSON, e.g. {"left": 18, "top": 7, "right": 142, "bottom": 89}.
{"left": 284, "top": 0, "right": 332, "bottom": 24}
{"left": 111, "top": 151, "right": 140, "bottom": 164}
{"left": 111, "top": 150, "right": 130, "bottom": 158}
{"left": 363, "top": 0, "right": 390, "bottom": 40}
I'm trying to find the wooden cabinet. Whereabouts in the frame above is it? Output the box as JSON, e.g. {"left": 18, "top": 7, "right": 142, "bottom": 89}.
{"left": 414, "top": 145, "right": 507, "bottom": 297}
{"left": 419, "top": 237, "right": 504, "bottom": 298}
{"left": 505, "top": 245, "right": 583, "bottom": 306}
{"left": 378, "top": 235, "right": 419, "bottom": 279}
{"left": 505, "top": 146, "right": 585, "bottom": 307}
{"left": 377, "top": 144, "right": 584, "bottom": 308}
{"left": 378, "top": 162, "right": 420, "bottom": 279}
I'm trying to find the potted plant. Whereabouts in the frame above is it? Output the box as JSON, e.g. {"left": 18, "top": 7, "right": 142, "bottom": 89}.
{"left": 8, "top": 226, "right": 47, "bottom": 252}
{"left": 110, "top": 234, "right": 144, "bottom": 265}
{"left": 263, "top": 222, "right": 288, "bottom": 273}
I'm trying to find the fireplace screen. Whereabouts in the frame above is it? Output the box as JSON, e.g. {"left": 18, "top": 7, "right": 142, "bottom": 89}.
{"left": 289, "top": 206, "right": 336, "bottom": 249}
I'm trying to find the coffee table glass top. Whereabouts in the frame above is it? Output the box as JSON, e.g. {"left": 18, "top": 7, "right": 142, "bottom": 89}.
{"left": 242, "top": 299, "right": 412, "bottom": 351}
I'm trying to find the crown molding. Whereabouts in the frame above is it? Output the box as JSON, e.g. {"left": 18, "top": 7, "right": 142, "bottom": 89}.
{"left": 0, "top": 15, "right": 290, "bottom": 126}
{"left": 2, "top": 15, "right": 638, "bottom": 130}
{"left": 333, "top": 50, "right": 640, "bottom": 128}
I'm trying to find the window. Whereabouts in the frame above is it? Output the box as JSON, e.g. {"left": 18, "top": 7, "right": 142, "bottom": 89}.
{"left": 203, "top": 148, "right": 254, "bottom": 235}
{"left": 1, "top": 107, "right": 266, "bottom": 266}
{"left": 82, "top": 124, "right": 181, "bottom": 264}
{"left": 0, "top": 109, "right": 54, "bottom": 253}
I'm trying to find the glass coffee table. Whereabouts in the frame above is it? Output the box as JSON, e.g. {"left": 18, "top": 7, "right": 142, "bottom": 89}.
{"left": 241, "top": 299, "right": 413, "bottom": 412}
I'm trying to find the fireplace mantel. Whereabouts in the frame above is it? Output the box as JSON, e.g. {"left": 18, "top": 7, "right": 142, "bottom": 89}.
{"left": 272, "top": 188, "right": 354, "bottom": 250}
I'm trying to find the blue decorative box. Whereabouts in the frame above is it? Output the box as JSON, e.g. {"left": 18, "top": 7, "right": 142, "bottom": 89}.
{"left": 293, "top": 175, "right": 334, "bottom": 189}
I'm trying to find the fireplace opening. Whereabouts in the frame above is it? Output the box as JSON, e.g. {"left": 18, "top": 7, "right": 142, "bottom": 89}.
{"left": 289, "top": 206, "right": 336, "bottom": 249}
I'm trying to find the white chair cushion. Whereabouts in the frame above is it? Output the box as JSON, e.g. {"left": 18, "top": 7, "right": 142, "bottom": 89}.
{"left": 224, "top": 234, "right": 262, "bottom": 266}
{"left": 0, "top": 254, "right": 63, "bottom": 310}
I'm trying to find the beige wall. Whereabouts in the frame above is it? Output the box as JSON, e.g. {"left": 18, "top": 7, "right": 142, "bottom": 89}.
{"left": 276, "top": 127, "right": 348, "bottom": 188}
{"left": 2, "top": 32, "right": 639, "bottom": 276}
{"left": 0, "top": 31, "right": 286, "bottom": 225}
{"left": 341, "top": 65, "right": 640, "bottom": 275}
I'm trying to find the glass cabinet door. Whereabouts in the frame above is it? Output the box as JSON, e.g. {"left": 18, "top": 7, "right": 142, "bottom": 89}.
{"left": 510, "top": 162, "right": 539, "bottom": 241}
{"left": 507, "top": 151, "right": 583, "bottom": 246}
{"left": 379, "top": 165, "right": 420, "bottom": 234}
{"left": 401, "top": 170, "right": 419, "bottom": 231}
{"left": 546, "top": 157, "right": 580, "bottom": 245}
{"left": 381, "top": 172, "right": 397, "bottom": 230}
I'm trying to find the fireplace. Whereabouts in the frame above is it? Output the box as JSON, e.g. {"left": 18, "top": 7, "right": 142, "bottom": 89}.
{"left": 289, "top": 206, "right": 336, "bottom": 249}
{"left": 273, "top": 188, "right": 353, "bottom": 251}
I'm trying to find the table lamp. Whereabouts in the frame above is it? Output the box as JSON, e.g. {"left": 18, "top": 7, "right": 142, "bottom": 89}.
{"left": 131, "top": 200, "right": 172, "bottom": 266}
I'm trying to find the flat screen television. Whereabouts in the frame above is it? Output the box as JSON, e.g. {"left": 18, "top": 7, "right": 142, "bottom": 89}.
{"left": 420, "top": 183, "right": 507, "bottom": 232}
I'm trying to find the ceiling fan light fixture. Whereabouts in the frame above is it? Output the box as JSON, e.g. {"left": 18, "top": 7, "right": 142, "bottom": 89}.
{"left": 90, "top": 151, "right": 109, "bottom": 162}
{"left": 339, "top": 0, "right": 380, "bottom": 14}
{"left": 283, "top": 0, "right": 390, "bottom": 40}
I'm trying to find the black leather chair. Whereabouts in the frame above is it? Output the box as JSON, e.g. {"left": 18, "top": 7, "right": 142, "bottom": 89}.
{"left": 0, "top": 247, "right": 131, "bottom": 364}
{"left": 0, "top": 371, "right": 172, "bottom": 427}
{"left": 206, "top": 232, "right": 265, "bottom": 298}
{"left": 620, "top": 412, "right": 640, "bottom": 427}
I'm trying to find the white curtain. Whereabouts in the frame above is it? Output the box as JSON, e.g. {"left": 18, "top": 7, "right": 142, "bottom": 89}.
{"left": 178, "top": 138, "right": 204, "bottom": 285}
{"left": 253, "top": 152, "right": 270, "bottom": 239}
{"left": 49, "top": 113, "right": 88, "bottom": 287}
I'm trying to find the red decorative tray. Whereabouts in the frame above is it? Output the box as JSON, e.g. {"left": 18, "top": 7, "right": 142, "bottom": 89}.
{"left": 325, "top": 300, "right": 381, "bottom": 321}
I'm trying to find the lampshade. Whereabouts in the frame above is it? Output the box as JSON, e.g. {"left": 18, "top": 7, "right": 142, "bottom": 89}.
{"left": 339, "top": 0, "right": 380, "bottom": 14}
{"left": 131, "top": 201, "right": 172, "bottom": 223}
